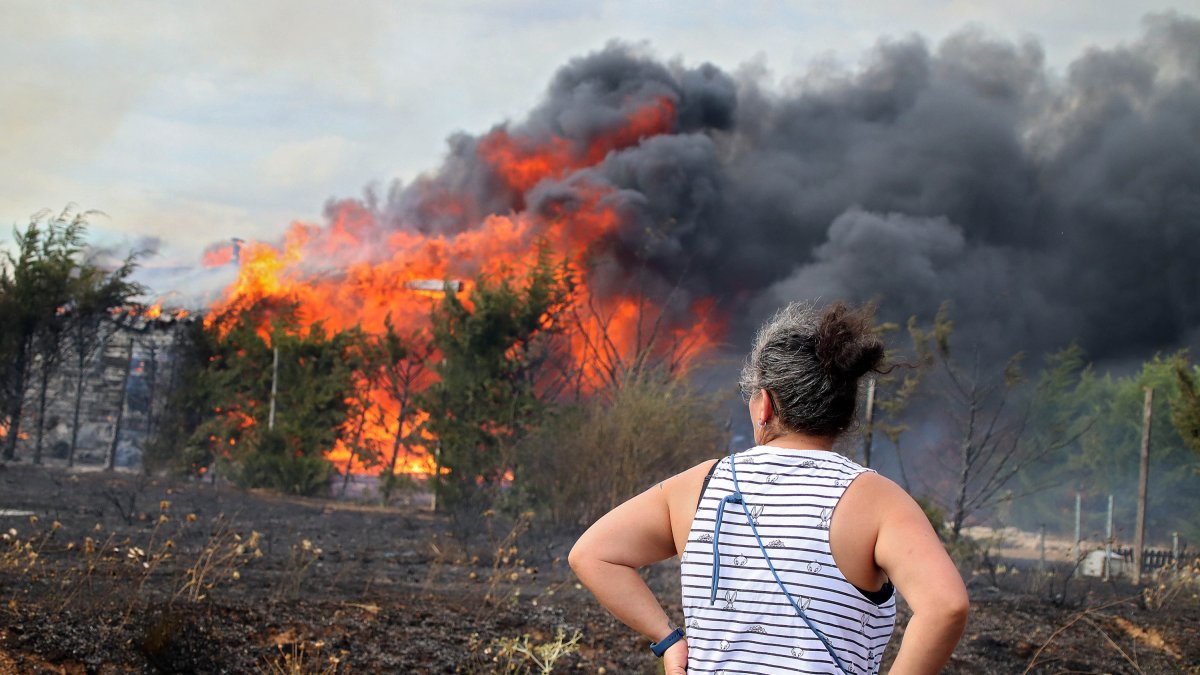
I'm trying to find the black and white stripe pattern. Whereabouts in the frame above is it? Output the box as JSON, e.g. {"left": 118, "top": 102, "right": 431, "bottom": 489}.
{"left": 680, "top": 446, "right": 896, "bottom": 674}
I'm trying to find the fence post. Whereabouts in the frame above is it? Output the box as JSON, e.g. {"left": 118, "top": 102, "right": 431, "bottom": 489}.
{"left": 1073, "top": 492, "right": 1081, "bottom": 571}
{"left": 1104, "top": 495, "right": 1114, "bottom": 581}
{"left": 1038, "top": 524, "right": 1046, "bottom": 572}
{"left": 1173, "top": 532, "right": 1180, "bottom": 570}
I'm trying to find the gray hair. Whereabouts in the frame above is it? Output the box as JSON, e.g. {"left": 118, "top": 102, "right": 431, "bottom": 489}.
{"left": 739, "top": 301, "right": 884, "bottom": 438}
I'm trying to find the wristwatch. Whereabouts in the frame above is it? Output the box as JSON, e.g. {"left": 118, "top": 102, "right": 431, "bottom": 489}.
{"left": 650, "top": 627, "right": 685, "bottom": 657}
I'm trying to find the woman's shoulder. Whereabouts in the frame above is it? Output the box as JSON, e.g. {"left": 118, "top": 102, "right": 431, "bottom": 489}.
{"left": 838, "top": 470, "right": 924, "bottom": 532}
{"left": 656, "top": 458, "right": 722, "bottom": 513}
{"left": 665, "top": 458, "right": 721, "bottom": 493}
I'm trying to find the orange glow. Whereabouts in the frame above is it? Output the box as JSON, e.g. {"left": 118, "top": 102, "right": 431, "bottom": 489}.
{"left": 206, "top": 96, "right": 722, "bottom": 477}
{"left": 203, "top": 242, "right": 236, "bottom": 267}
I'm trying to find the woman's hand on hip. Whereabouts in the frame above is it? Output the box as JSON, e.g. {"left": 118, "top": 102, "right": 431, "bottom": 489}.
{"left": 663, "top": 638, "right": 687, "bottom": 674}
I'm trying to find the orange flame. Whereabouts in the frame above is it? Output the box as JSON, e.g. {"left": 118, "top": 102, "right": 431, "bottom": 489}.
{"left": 207, "top": 96, "right": 722, "bottom": 477}
{"left": 203, "top": 241, "right": 237, "bottom": 268}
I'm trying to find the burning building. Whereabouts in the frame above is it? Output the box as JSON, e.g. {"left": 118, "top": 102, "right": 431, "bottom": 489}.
{"left": 16, "top": 16, "right": 1197, "bottom": 486}
{"left": 5, "top": 305, "right": 195, "bottom": 469}
{"left": 194, "top": 17, "right": 1200, "bottom": 481}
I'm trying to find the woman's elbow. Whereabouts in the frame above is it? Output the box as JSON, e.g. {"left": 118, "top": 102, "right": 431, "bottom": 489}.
{"left": 942, "top": 585, "right": 970, "bottom": 631}
{"left": 568, "top": 535, "right": 594, "bottom": 576}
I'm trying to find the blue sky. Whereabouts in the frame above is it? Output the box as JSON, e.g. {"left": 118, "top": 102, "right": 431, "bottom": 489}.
{"left": 1, "top": 0, "right": 1191, "bottom": 291}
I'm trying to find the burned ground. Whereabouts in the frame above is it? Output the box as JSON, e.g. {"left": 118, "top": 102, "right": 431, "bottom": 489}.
{"left": 0, "top": 465, "right": 1196, "bottom": 674}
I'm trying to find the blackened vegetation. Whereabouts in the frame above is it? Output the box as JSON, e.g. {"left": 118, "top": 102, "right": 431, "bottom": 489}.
{"left": 0, "top": 466, "right": 1197, "bottom": 673}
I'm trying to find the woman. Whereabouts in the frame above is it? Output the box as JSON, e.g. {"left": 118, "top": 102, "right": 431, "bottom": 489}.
{"left": 569, "top": 302, "right": 968, "bottom": 674}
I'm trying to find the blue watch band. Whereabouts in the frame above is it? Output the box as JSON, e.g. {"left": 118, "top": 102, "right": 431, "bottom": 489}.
{"left": 650, "top": 627, "right": 685, "bottom": 657}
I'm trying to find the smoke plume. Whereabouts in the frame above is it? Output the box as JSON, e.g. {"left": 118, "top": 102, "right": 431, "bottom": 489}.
{"left": 338, "top": 13, "right": 1200, "bottom": 363}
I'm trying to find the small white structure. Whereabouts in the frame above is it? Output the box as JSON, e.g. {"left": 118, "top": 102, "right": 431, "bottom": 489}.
{"left": 404, "top": 280, "right": 464, "bottom": 293}
{"left": 1080, "top": 549, "right": 1127, "bottom": 578}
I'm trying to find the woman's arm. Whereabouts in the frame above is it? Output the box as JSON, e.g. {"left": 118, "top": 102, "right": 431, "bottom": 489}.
{"left": 870, "top": 477, "right": 970, "bottom": 674}
{"left": 568, "top": 461, "right": 715, "bottom": 673}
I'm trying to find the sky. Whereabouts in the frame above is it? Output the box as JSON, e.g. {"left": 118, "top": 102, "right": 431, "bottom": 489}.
{"left": 2, "top": 0, "right": 1193, "bottom": 282}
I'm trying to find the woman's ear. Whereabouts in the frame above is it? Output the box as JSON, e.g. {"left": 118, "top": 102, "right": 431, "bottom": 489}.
{"left": 759, "top": 388, "right": 772, "bottom": 426}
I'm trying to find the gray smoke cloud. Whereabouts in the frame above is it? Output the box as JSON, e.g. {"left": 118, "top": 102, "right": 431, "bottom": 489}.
{"left": 368, "top": 13, "right": 1199, "bottom": 364}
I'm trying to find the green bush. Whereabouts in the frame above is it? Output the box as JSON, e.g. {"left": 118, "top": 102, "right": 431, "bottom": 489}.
{"left": 225, "top": 428, "right": 331, "bottom": 496}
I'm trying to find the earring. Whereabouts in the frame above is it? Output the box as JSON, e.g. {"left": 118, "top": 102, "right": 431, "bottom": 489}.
{"left": 758, "top": 421, "right": 766, "bottom": 427}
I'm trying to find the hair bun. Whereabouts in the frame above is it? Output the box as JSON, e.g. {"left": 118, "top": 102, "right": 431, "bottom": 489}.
{"left": 814, "top": 302, "right": 885, "bottom": 379}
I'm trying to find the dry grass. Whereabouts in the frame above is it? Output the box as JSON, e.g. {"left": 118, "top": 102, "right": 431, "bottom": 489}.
{"left": 517, "top": 369, "right": 729, "bottom": 527}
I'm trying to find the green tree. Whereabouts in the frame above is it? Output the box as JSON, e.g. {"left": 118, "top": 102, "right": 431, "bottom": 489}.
{"left": 1056, "top": 354, "right": 1200, "bottom": 541}
{"left": 1, "top": 208, "right": 92, "bottom": 461}
{"left": 163, "top": 298, "right": 362, "bottom": 495}
{"left": 421, "top": 248, "right": 573, "bottom": 509}
{"left": 1170, "top": 354, "right": 1200, "bottom": 458}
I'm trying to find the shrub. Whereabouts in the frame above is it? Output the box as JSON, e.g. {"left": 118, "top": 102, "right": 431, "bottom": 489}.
{"left": 515, "top": 369, "right": 728, "bottom": 528}
{"left": 225, "top": 428, "right": 332, "bottom": 497}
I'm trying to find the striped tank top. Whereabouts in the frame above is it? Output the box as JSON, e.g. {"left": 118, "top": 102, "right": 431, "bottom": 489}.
{"left": 680, "top": 445, "right": 897, "bottom": 674}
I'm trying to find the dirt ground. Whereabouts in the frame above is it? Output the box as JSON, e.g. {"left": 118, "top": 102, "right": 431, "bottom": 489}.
{"left": 0, "top": 464, "right": 1197, "bottom": 674}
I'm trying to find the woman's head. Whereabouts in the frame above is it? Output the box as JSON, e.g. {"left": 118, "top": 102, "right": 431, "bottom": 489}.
{"left": 739, "top": 301, "right": 886, "bottom": 440}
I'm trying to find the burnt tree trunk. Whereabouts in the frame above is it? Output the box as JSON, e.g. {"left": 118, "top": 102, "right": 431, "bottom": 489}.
{"left": 382, "top": 392, "right": 412, "bottom": 504}
{"left": 2, "top": 393, "right": 22, "bottom": 460}
{"left": 32, "top": 357, "right": 53, "bottom": 464}
{"left": 68, "top": 365, "right": 85, "bottom": 467}
{"left": 2, "top": 346, "right": 32, "bottom": 461}
{"left": 144, "top": 344, "right": 158, "bottom": 438}
{"left": 341, "top": 405, "right": 369, "bottom": 496}
{"left": 950, "top": 394, "right": 979, "bottom": 540}
{"left": 107, "top": 340, "right": 135, "bottom": 471}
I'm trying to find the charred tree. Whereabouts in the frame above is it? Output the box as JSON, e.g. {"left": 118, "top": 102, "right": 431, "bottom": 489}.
{"left": 31, "top": 308, "right": 70, "bottom": 464}
{"left": 107, "top": 338, "right": 135, "bottom": 471}
{"left": 372, "top": 317, "right": 432, "bottom": 503}
{"left": 910, "top": 304, "right": 1090, "bottom": 540}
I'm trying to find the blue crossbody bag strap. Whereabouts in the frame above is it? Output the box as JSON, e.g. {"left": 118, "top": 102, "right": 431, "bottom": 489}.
{"left": 709, "top": 451, "right": 850, "bottom": 675}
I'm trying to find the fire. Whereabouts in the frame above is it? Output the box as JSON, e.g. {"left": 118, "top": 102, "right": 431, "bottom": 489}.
{"left": 202, "top": 239, "right": 242, "bottom": 268}
{"left": 207, "top": 96, "right": 723, "bottom": 477}
{"left": 478, "top": 96, "right": 676, "bottom": 193}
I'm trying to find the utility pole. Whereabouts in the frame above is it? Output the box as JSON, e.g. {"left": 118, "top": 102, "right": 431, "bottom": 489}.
{"left": 1104, "top": 494, "right": 1114, "bottom": 581}
{"left": 862, "top": 377, "right": 876, "bottom": 468}
{"left": 1133, "top": 387, "right": 1153, "bottom": 584}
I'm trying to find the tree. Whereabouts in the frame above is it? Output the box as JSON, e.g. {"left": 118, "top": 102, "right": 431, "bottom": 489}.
{"left": 910, "top": 303, "right": 1090, "bottom": 539}
{"left": 1170, "top": 354, "right": 1200, "bottom": 457}
{"left": 561, "top": 270, "right": 712, "bottom": 397}
{"left": 420, "top": 247, "right": 573, "bottom": 509}
{"left": 64, "top": 252, "right": 143, "bottom": 465}
{"left": 365, "top": 315, "right": 433, "bottom": 503}
{"left": 856, "top": 315, "right": 922, "bottom": 487}
{"left": 1043, "top": 353, "right": 1200, "bottom": 541}
{"left": 143, "top": 320, "right": 211, "bottom": 475}
{"left": 170, "top": 298, "right": 362, "bottom": 495}
{"left": 1, "top": 209, "right": 91, "bottom": 461}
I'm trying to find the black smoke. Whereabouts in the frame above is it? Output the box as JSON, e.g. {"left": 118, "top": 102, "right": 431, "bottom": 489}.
{"left": 371, "top": 13, "right": 1200, "bottom": 365}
